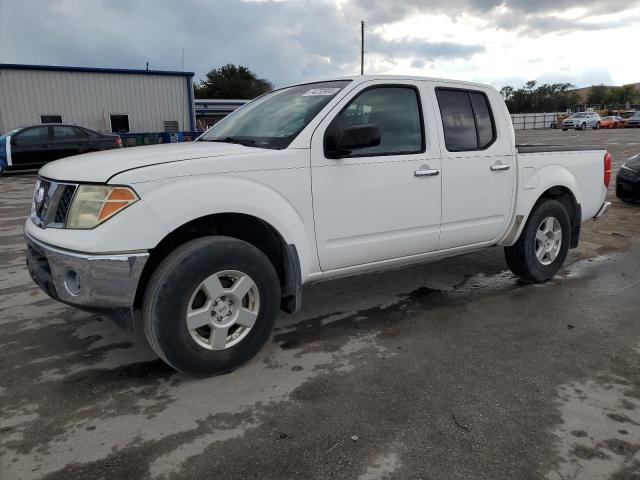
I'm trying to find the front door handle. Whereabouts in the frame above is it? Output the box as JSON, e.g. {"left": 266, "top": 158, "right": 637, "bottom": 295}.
{"left": 490, "top": 163, "right": 511, "bottom": 171}
{"left": 414, "top": 169, "right": 440, "bottom": 177}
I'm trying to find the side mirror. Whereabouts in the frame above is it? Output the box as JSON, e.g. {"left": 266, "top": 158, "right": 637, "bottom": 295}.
{"left": 336, "top": 124, "right": 381, "bottom": 154}
{"left": 10, "top": 138, "right": 18, "bottom": 146}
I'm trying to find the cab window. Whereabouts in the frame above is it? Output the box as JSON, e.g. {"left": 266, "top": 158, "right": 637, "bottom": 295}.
{"left": 328, "top": 86, "right": 424, "bottom": 157}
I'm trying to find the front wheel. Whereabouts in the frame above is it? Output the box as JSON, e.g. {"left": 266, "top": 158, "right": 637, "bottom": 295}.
{"left": 593, "top": 122, "right": 600, "bottom": 130}
{"left": 143, "top": 236, "right": 281, "bottom": 375}
{"left": 580, "top": 123, "right": 587, "bottom": 130}
{"left": 504, "top": 199, "right": 571, "bottom": 283}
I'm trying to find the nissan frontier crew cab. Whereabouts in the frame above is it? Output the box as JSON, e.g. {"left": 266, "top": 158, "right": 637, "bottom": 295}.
{"left": 25, "top": 75, "right": 612, "bottom": 375}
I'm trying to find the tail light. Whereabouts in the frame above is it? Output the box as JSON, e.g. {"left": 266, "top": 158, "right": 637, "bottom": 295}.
{"left": 115, "top": 136, "right": 122, "bottom": 147}
{"left": 604, "top": 152, "right": 612, "bottom": 188}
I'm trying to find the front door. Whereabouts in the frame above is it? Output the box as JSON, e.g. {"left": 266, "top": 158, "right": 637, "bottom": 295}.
{"left": 430, "top": 84, "right": 515, "bottom": 250}
{"left": 10, "top": 126, "right": 52, "bottom": 169}
{"left": 311, "top": 81, "right": 442, "bottom": 272}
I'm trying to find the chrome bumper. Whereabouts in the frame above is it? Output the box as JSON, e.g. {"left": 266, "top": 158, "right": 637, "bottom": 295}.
{"left": 25, "top": 233, "right": 149, "bottom": 310}
{"left": 594, "top": 201, "right": 612, "bottom": 220}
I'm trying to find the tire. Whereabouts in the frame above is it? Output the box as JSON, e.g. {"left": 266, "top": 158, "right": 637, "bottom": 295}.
{"left": 504, "top": 199, "right": 571, "bottom": 283}
{"left": 143, "top": 236, "right": 281, "bottom": 376}
{"left": 562, "top": 128, "right": 568, "bottom": 131}
{"left": 593, "top": 122, "right": 600, "bottom": 130}
{"left": 581, "top": 123, "right": 587, "bottom": 130}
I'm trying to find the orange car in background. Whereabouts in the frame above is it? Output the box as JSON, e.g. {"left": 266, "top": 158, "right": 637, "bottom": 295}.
{"left": 600, "top": 116, "right": 627, "bottom": 128}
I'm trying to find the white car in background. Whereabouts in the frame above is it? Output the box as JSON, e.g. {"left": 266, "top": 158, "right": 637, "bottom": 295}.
{"left": 561, "top": 112, "right": 601, "bottom": 130}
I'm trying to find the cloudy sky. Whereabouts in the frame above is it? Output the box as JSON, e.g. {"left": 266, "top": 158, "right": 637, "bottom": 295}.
{"left": 1, "top": 0, "right": 639, "bottom": 90}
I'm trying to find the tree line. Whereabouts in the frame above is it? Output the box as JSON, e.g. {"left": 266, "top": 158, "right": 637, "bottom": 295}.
{"left": 500, "top": 80, "right": 640, "bottom": 113}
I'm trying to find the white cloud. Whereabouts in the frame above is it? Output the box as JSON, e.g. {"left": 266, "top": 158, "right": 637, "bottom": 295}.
{"left": 0, "top": 0, "right": 638, "bottom": 90}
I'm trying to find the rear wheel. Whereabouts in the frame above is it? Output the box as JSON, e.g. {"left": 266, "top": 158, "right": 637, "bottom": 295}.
{"left": 505, "top": 199, "right": 571, "bottom": 283}
{"left": 143, "top": 236, "right": 281, "bottom": 375}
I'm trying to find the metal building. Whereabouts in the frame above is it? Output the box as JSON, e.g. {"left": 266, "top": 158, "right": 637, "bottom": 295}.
{"left": 195, "top": 99, "right": 248, "bottom": 130}
{"left": 0, "top": 64, "right": 195, "bottom": 135}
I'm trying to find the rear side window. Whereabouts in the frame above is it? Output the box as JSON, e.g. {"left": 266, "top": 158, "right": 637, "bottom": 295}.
{"left": 330, "top": 86, "right": 424, "bottom": 157}
{"left": 52, "top": 126, "right": 77, "bottom": 139}
{"left": 72, "top": 127, "right": 90, "bottom": 138}
{"left": 436, "top": 88, "right": 496, "bottom": 152}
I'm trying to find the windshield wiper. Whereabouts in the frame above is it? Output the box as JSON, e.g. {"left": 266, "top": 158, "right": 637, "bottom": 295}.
{"left": 206, "top": 136, "right": 256, "bottom": 147}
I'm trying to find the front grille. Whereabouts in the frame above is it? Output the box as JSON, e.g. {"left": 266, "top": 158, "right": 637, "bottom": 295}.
{"left": 54, "top": 186, "right": 75, "bottom": 224}
{"left": 31, "top": 179, "right": 77, "bottom": 228}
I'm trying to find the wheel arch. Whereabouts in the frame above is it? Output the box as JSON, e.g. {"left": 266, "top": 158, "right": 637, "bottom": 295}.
{"left": 133, "top": 212, "right": 302, "bottom": 315}
{"left": 500, "top": 179, "right": 581, "bottom": 248}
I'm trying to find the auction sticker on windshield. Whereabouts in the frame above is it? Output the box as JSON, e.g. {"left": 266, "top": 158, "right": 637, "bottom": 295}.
{"left": 302, "top": 88, "right": 341, "bottom": 96}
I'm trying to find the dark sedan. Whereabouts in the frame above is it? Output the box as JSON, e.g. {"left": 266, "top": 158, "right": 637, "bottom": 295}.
{"left": 616, "top": 153, "right": 640, "bottom": 202}
{"left": 0, "top": 124, "right": 121, "bottom": 174}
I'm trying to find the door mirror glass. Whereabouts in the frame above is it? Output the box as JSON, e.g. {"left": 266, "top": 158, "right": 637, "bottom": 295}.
{"left": 336, "top": 124, "right": 381, "bottom": 154}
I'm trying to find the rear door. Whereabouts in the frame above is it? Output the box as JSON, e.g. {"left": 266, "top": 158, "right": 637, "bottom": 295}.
{"left": 311, "top": 80, "right": 442, "bottom": 271}
{"left": 429, "top": 83, "right": 515, "bottom": 250}
{"left": 50, "top": 125, "right": 83, "bottom": 160}
{"left": 10, "top": 126, "right": 51, "bottom": 168}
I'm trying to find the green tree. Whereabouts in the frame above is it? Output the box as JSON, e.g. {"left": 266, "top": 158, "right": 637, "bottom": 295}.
{"left": 194, "top": 64, "right": 274, "bottom": 99}
{"left": 587, "top": 84, "right": 607, "bottom": 105}
{"left": 501, "top": 80, "right": 578, "bottom": 113}
{"left": 604, "top": 84, "right": 637, "bottom": 105}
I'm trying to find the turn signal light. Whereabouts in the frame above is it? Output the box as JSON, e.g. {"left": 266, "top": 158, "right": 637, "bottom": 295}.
{"left": 98, "top": 188, "right": 138, "bottom": 221}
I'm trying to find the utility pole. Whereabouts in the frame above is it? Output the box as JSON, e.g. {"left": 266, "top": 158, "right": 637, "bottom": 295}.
{"left": 360, "top": 20, "right": 366, "bottom": 75}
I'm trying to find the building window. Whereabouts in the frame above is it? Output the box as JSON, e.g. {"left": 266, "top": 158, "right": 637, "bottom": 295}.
{"left": 163, "top": 120, "right": 179, "bottom": 132}
{"left": 110, "top": 115, "right": 130, "bottom": 133}
{"left": 40, "top": 114, "right": 63, "bottom": 124}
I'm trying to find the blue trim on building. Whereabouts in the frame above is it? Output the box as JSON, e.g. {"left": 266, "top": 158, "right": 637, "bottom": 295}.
{"left": 0, "top": 63, "right": 194, "bottom": 77}
{"left": 186, "top": 77, "right": 195, "bottom": 131}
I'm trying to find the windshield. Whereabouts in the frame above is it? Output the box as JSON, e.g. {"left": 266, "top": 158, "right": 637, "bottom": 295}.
{"left": 199, "top": 80, "right": 351, "bottom": 149}
{"left": 571, "top": 113, "right": 587, "bottom": 118}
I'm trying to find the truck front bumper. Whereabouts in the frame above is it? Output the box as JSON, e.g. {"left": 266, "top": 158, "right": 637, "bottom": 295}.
{"left": 25, "top": 232, "right": 149, "bottom": 310}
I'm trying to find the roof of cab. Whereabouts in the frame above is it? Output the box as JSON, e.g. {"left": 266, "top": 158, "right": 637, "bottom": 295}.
{"left": 308, "top": 74, "right": 496, "bottom": 91}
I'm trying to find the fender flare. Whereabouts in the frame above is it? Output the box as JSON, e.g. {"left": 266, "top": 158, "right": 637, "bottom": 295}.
{"left": 139, "top": 175, "right": 317, "bottom": 279}
{"left": 500, "top": 165, "right": 582, "bottom": 246}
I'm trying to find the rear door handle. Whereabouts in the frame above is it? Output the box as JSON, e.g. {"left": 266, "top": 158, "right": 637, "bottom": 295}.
{"left": 490, "top": 163, "right": 511, "bottom": 171}
{"left": 414, "top": 169, "right": 440, "bottom": 177}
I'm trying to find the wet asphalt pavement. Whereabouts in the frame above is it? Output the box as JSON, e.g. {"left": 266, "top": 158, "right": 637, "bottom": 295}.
{"left": 1, "top": 128, "right": 639, "bottom": 480}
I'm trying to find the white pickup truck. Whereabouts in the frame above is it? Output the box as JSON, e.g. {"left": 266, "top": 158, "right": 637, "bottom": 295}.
{"left": 25, "top": 75, "right": 612, "bottom": 375}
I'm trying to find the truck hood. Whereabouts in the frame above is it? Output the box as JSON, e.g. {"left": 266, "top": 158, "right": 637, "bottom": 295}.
{"left": 38, "top": 142, "right": 261, "bottom": 183}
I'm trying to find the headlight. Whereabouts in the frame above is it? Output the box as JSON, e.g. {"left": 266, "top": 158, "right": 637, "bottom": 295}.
{"left": 66, "top": 185, "right": 138, "bottom": 229}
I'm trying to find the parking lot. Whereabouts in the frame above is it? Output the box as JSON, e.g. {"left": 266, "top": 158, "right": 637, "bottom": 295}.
{"left": 1, "top": 128, "right": 639, "bottom": 480}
